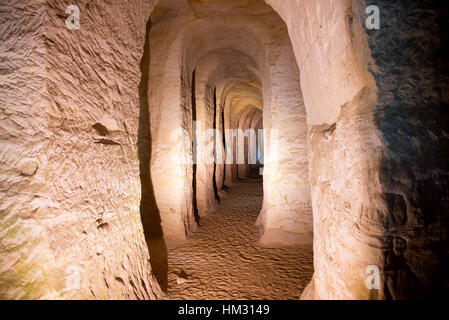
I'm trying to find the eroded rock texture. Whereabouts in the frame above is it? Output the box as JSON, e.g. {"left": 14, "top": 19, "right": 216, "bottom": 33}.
{"left": 364, "top": 0, "right": 449, "bottom": 299}
{"left": 1, "top": 0, "right": 163, "bottom": 299}
{"left": 268, "top": 0, "right": 449, "bottom": 299}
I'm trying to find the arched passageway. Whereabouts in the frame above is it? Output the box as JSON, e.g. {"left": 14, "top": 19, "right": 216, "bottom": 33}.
{"left": 143, "top": 0, "right": 313, "bottom": 298}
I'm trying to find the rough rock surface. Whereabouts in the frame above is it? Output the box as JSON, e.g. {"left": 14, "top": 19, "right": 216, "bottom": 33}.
{"left": 267, "top": 0, "right": 449, "bottom": 299}
{"left": 1, "top": 0, "right": 163, "bottom": 299}
{"left": 364, "top": 0, "right": 449, "bottom": 299}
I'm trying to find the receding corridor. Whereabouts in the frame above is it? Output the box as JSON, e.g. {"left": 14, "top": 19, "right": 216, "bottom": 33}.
{"left": 150, "top": 178, "right": 313, "bottom": 300}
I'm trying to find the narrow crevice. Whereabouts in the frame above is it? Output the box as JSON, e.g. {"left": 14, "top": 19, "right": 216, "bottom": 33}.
{"left": 212, "top": 87, "right": 220, "bottom": 202}
{"left": 221, "top": 99, "right": 228, "bottom": 189}
{"left": 192, "top": 69, "right": 200, "bottom": 224}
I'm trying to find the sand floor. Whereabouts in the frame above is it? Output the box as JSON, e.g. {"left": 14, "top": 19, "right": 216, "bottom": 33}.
{"left": 149, "top": 178, "right": 314, "bottom": 300}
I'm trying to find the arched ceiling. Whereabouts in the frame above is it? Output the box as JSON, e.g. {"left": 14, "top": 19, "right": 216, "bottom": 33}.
{"left": 149, "top": 0, "right": 290, "bottom": 130}
{"left": 193, "top": 48, "right": 263, "bottom": 118}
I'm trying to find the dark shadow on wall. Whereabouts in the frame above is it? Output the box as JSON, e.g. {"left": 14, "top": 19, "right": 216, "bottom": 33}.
{"left": 192, "top": 70, "right": 201, "bottom": 225}
{"left": 138, "top": 17, "right": 168, "bottom": 292}
{"left": 212, "top": 88, "right": 221, "bottom": 202}
{"left": 364, "top": 0, "right": 449, "bottom": 298}
{"left": 221, "top": 104, "right": 228, "bottom": 188}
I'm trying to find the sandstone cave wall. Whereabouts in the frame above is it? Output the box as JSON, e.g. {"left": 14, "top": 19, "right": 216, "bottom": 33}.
{"left": 0, "top": 0, "right": 50, "bottom": 299}
{"left": 196, "top": 83, "right": 219, "bottom": 215}
{"left": 363, "top": 0, "right": 449, "bottom": 299}
{"left": 257, "top": 15, "right": 312, "bottom": 240}
{"left": 3, "top": 0, "right": 445, "bottom": 301}
{"left": 267, "top": 0, "right": 449, "bottom": 299}
{"left": 147, "top": 11, "right": 197, "bottom": 239}
{"left": 1, "top": 0, "right": 164, "bottom": 300}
